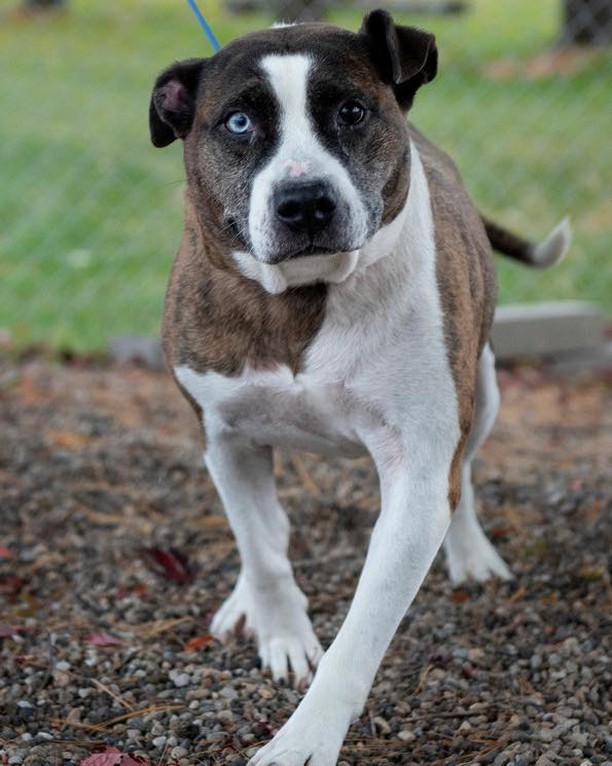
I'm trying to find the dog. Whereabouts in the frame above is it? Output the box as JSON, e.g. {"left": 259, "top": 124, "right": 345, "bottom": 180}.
{"left": 149, "top": 10, "right": 570, "bottom": 765}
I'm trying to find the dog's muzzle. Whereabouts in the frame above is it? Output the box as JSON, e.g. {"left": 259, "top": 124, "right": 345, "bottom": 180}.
{"left": 274, "top": 180, "right": 338, "bottom": 239}
{"left": 248, "top": 175, "right": 368, "bottom": 266}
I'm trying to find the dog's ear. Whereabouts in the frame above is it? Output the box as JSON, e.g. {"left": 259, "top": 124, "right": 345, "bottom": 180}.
{"left": 360, "top": 9, "right": 437, "bottom": 110}
{"left": 149, "top": 58, "right": 208, "bottom": 147}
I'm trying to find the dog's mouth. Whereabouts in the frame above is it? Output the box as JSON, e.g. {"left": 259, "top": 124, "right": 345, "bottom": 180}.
{"left": 274, "top": 244, "right": 340, "bottom": 262}
{"left": 223, "top": 216, "right": 364, "bottom": 266}
{"left": 223, "top": 219, "right": 336, "bottom": 260}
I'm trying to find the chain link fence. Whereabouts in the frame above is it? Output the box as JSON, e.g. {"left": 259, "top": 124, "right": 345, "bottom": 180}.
{"left": 1, "top": 0, "right": 610, "bottom": 352}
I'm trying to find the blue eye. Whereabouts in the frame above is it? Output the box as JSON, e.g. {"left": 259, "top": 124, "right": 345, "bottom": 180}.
{"left": 226, "top": 112, "right": 253, "bottom": 135}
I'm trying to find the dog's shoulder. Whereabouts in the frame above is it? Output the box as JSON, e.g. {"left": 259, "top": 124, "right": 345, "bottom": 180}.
{"left": 409, "top": 123, "right": 495, "bottom": 332}
{"left": 409, "top": 124, "right": 481, "bottom": 223}
{"left": 409, "top": 124, "right": 462, "bottom": 186}
{"left": 409, "top": 124, "right": 496, "bottom": 436}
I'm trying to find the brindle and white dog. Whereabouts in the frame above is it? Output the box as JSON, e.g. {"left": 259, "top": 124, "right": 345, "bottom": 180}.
{"left": 149, "top": 10, "right": 569, "bottom": 765}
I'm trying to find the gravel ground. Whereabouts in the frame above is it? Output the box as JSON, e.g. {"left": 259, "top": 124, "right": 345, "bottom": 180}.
{"left": 0, "top": 357, "right": 610, "bottom": 766}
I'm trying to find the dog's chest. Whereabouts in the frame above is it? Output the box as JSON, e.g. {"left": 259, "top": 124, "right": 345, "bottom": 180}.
{"left": 188, "top": 364, "right": 366, "bottom": 457}
{"left": 175, "top": 257, "right": 456, "bottom": 459}
{"left": 176, "top": 323, "right": 375, "bottom": 458}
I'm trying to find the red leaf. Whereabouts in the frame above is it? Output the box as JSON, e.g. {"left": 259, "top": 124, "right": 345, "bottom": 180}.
{"left": 121, "top": 756, "right": 158, "bottom": 766}
{"left": 84, "top": 631, "right": 124, "bottom": 647}
{"left": 185, "top": 634, "right": 214, "bottom": 652}
{"left": 0, "top": 575, "right": 25, "bottom": 598}
{"left": 79, "top": 748, "right": 123, "bottom": 766}
{"left": 0, "top": 624, "right": 26, "bottom": 638}
{"left": 0, "top": 545, "right": 15, "bottom": 559}
{"left": 139, "top": 547, "right": 194, "bottom": 584}
{"left": 79, "top": 749, "right": 162, "bottom": 766}
{"left": 116, "top": 582, "right": 148, "bottom": 600}
{"left": 489, "top": 525, "right": 513, "bottom": 540}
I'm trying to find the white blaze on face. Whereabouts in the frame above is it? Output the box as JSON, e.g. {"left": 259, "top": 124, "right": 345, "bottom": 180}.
{"left": 283, "top": 159, "right": 310, "bottom": 178}
{"left": 247, "top": 54, "right": 368, "bottom": 263}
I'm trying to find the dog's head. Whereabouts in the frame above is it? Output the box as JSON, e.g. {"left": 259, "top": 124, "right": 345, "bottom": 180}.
{"left": 150, "top": 10, "right": 437, "bottom": 290}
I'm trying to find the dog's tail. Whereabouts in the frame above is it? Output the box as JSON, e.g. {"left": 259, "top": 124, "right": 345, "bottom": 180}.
{"left": 482, "top": 215, "right": 571, "bottom": 268}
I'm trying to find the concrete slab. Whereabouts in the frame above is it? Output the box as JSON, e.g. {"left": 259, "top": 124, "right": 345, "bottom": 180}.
{"left": 491, "top": 301, "right": 607, "bottom": 362}
{"left": 107, "top": 335, "right": 164, "bottom": 369}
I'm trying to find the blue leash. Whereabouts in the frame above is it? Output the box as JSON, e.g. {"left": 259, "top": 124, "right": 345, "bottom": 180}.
{"left": 186, "top": 0, "right": 221, "bottom": 52}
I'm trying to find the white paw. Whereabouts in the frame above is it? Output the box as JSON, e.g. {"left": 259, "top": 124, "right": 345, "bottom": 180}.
{"left": 249, "top": 694, "right": 349, "bottom": 766}
{"left": 210, "top": 573, "right": 255, "bottom": 638}
{"left": 444, "top": 528, "right": 513, "bottom": 585}
{"left": 211, "top": 573, "right": 324, "bottom": 688}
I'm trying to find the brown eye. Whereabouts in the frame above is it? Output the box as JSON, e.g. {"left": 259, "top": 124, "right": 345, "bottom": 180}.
{"left": 338, "top": 101, "right": 366, "bottom": 126}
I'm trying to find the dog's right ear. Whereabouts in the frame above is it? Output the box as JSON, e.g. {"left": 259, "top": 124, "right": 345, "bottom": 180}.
{"left": 149, "top": 58, "right": 208, "bottom": 148}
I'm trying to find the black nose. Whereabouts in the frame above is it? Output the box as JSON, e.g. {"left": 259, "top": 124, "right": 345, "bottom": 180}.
{"left": 274, "top": 181, "right": 337, "bottom": 236}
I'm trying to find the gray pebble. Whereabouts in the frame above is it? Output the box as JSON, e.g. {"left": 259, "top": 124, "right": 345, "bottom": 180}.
{"left": 217, "top": 709, "right": 235, "bottom": 725}
{"left": 220, "top": 686, "right": 239, "bottom": 700}
{"left": 152, "top": 736, "right": 167, "bottom": 748}
{"left": 171, "top": 672, "right": 191, "bottom": 688}
{"left": 398, "top": 729, "right": 416, "bottom": 742}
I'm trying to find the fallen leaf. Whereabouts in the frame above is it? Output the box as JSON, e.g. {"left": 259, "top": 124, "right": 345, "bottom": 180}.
{"left": 489, "top": 525, "right": 513, "bottom": 540}
{"left": 13, "top": 591, "right": 40, "bottom": 618}
{"left": 79, "top": 749, "right": 163, "bottom": 766}
{"left": 0, "top": 575, "right": 25, "bottom": 599}
{"left": 450, "top": 588, "right": 471, "bottom": 603}
{"left": 121, "top": 756, "right": 155, "bottom": 766}
{"left": 578, "top": 563, "right": 606, "bottom": 582}
{"left": 79, "top": 748, "right": 123, "bottom": 766}
{"left": 46, "top": 428, "right": 92, "bottom": 450}
{"left": 0, "top": 545, "right": 15, "bottom": 559}
{"left": 84, "top": 631, "right": 124, "bottom": 647}
{"left": 115, "top": 582, "right": 148, "bottom": 600}
{"left": 139, "top": 547, "right": 194, "bottom": 584}
{"left": 0, "top": 624, "right": 26, "bottom": 638}
{"left": 185, "top": 634, "right": 214, "bottom": 652}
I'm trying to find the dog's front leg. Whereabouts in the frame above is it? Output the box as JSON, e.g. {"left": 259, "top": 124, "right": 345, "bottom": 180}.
{"left": 205, "top": 436, "right": 323, "bottom": 687}
{"left": 250, "top": 453, "right": 452, "bottom": 766}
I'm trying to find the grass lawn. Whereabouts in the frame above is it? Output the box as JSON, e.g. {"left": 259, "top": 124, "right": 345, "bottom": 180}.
{"left": 1, "top": 0, "right": 610, "bottom": 351}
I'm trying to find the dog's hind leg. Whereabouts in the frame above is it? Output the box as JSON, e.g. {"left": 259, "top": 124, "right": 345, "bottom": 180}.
{"left": 205, "top": 438, "right": 323, "bottom": 688}
{"left": 443, "top": 344, "right": 513, "bottom": 584}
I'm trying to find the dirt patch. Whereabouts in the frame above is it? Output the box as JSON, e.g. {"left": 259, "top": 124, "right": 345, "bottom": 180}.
{"left": 0, "top": 359, "right": 610, "bottom": 765}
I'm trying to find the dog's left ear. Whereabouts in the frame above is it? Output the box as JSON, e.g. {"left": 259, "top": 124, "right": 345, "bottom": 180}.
{"left": 149, "top": 58, "right": 208, "bottom": 147}
{"left": 360, "top": 9, "right": 437, "bottom": 110}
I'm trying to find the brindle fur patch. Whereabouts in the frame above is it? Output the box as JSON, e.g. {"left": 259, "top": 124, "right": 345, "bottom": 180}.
{"left": 162, "top": 193, "right": 328, "bottom": 381}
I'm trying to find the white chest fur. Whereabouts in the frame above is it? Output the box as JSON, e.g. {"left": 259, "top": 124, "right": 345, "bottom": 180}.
{"left": 175, "top": 143, "right": 459, "bottom": 463}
